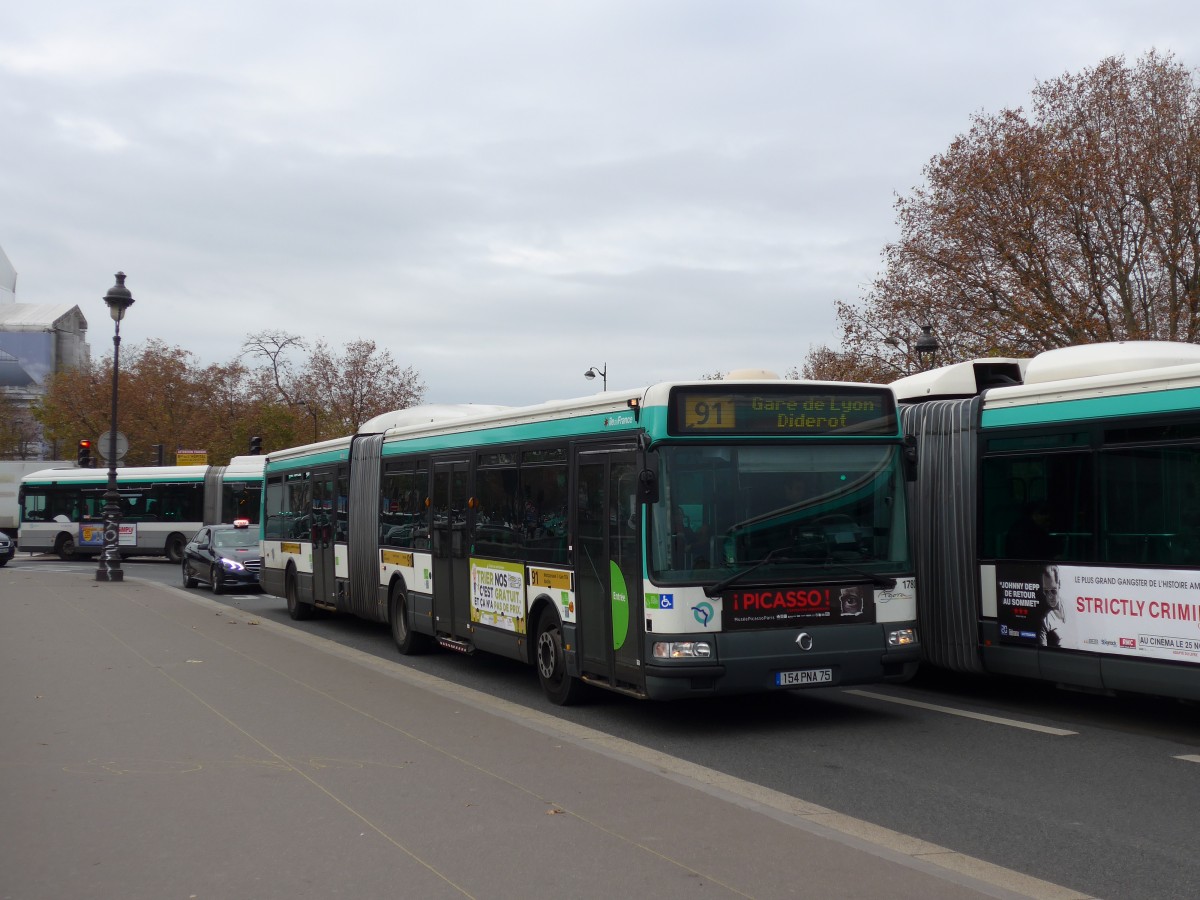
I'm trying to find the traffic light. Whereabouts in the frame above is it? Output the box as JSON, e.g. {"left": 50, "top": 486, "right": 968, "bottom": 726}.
{"left": 153, "top": 444, "right": 164, "bottom": 466}
{"left": 77, "top": 439, "right": 94, "bottom": 468}
{"left": 248, "top": 435, "right": 263, "bottom": 455}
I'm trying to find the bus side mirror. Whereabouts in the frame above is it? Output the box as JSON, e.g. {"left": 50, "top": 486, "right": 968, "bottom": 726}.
{"left": 902, "top": 435, "right": 918, "bottom": 482}
{"left": 636, "top": 469, "right": 659, "bottom": 504}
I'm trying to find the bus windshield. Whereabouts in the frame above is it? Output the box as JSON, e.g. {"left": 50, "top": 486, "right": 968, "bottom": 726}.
{"left": 648, "top": 443, "right": 910, "bottom": 585}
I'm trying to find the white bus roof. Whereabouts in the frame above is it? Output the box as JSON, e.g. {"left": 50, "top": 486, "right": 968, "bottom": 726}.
{"left": 893, "top": 341, "right": 1200, "bottom": 404}
{"left": 891, "top": 359, "right": 1027, "bottom": 401}
{"left": 20, "top": 465, "right": 212, "bottom": 484}
{"left": 1021, "top": 340, "right": 1200, "bottom": 385}
{"left": 222, "top": 455, "right": 267, "bottom": 479}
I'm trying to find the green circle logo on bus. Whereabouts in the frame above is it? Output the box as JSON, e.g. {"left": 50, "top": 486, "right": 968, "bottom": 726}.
{"left": 692, "top": 602, "right": 714, "bottom": 627}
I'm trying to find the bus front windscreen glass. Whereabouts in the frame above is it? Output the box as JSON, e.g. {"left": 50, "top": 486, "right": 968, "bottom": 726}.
{"left": 648, "top": 444, "right": 910, "bottom": 585}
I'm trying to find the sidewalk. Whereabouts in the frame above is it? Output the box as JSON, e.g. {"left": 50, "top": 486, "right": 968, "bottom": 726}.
{"left": 0, "top": 569, "right": 1086, "bottom": 899}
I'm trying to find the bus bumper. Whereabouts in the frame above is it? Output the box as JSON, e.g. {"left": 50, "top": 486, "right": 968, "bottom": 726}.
{"left": 642, "top": 622, "right": 920, "bottom": 700}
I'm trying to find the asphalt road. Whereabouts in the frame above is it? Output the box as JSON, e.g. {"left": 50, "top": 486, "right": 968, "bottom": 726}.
{"left": 13, "top": 555, "right": 1200, "bottom": 900}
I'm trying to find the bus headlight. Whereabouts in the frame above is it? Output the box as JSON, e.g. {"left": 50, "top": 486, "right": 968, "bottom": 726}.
{"left": 887, "top": 628, "right": 917, "bottom": 647}
{"left": 653, "top": 641, "right": 712, "bottom": 659}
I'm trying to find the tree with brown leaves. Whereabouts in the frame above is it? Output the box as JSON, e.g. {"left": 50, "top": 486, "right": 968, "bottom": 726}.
{"left": 806, "top": 51, "right": 1200, "bottom": 381}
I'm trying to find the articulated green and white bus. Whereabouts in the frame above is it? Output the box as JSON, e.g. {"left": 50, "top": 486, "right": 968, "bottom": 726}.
{"left": 895, "top": 341, "right": 1200, "bottom": 701}
{"left": 261, "top": 376, "right": 919, "bottom": 704}
{"left": 18, "top": 455, "right": 265, "bottom": 562}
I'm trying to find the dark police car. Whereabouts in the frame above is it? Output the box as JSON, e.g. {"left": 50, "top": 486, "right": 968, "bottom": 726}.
{"left": 182, "top": 520, "right": 261, "bottom": 593}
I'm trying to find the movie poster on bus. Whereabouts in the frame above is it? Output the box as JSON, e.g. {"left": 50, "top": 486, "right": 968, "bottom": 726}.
{"left": 470, "top": 559, "right": 526, "bottom": 633}
{"left": 996, "top": 563, "right": 1200, "bottom": 664}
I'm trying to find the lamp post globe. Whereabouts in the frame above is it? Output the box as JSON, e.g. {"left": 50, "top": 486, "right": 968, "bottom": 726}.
{"left": 96, "top": 272, "right": 135, "bottom": 582}
{"left": 915, "top": 324, "right": 939, "bottom": 371}
{"left": 584, "top": 364, "right": 607, "bottom": 391}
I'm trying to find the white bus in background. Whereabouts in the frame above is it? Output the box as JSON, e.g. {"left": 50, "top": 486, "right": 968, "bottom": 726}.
{"left": 17, "top": 455, "right": 265, "bottom": 562}
{"left": 0, "top": 460, "right": 70, "bottom": 537}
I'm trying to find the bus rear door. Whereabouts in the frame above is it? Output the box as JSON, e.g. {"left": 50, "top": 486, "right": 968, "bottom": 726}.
{"left": 431, "top": 459, "right": 470, "bottom": 640}
{"left": 310, "top": 468, "right": 339, "bottom": 607}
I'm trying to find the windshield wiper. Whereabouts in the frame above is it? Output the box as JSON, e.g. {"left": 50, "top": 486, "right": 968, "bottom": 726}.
{"left": 704, "top": 551, "right": 898, "bottom": 599}
{"left": 704, "top": 547, "right": 796, "bottom": 598}
{"left": 817, "top": 561, "right": 896, "bottom": 590}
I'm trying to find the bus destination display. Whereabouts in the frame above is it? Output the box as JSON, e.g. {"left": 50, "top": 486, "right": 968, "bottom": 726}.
{"left": 670, "top": 387, "right": 897, "bottom": 436}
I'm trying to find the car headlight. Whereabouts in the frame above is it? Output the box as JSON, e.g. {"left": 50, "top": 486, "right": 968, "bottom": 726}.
{"left": 221, "top": 558, "right": 245, "bottom": 572}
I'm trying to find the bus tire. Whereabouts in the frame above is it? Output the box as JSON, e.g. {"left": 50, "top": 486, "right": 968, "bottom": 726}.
{"left": 56, "top": 533, "right": 77, "bottom": 561}
{"left": 535, "top": 607, "right": 583, "bottom": 706}
{"left": 285, "top": 567, "right": 313, "bottom": 620}
{"left": 165, "top": 534, "right": 185, "bottom": 564}
{"left": 388, "top": 582, "right": 430, "bottom": 655}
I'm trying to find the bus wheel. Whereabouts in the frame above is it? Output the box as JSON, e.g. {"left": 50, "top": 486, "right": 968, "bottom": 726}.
{"left": 388, "top": 582, "right": 430, "bottom": 655}
{"left": 535, "top": 608, "right": 583, "bottom": 706}
{"left": 56, "top": 534, "right": 76, "bottom": 561}
{"left": 285, "top": 568, "right": 313, "bottom": 621}
{"left": 165, "top": 534, "right": 185, "bottom": 564}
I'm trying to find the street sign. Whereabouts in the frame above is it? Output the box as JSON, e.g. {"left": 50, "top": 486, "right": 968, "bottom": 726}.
{"left": 96, "top": 430, "right": 129, "bottom": 463}
{"left": 177, "top": 450, "right": 208, "bottom": 466}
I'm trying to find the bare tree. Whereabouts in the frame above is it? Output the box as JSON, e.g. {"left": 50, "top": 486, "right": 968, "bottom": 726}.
{"left": 295, "top": 339, "right": 425, "bottom": 436}
{"left": 241, "top": 330, "right": 307, "bottom": 405}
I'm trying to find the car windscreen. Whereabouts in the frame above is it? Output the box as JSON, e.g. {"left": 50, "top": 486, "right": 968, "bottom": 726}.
{"left": 213, "top": 530, "right": 258, "bottom": 549}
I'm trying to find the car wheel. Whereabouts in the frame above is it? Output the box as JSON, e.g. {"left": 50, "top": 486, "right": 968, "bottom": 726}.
{"left": 209, "top": 565, "right": 223, "bottom": 595}
{"left": 182, "top": 562, "right": 197, "bottom": 588}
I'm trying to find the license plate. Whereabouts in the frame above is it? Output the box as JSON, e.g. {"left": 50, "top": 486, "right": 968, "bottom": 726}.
{"left": 775, "top": 668, "right": 833, "bottom": 687}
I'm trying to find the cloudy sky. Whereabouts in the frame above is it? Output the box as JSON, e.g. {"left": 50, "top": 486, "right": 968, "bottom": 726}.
{"left": 2, "top": 1, "right": 1196, "bottom": 406}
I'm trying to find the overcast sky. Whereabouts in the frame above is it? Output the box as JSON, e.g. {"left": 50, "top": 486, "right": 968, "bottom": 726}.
{"left": 2, "top": 1, "right": 1196, "bottom": 406}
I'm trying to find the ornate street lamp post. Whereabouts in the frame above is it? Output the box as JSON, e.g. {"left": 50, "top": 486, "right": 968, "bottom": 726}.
{"left": 96, "top": 272, "right": 135, "bottom": 583}
{"left": 915, "top": 324, "right": 939, "bottom": 371}
{"left": 583, "top": 363, "right": 607, "bottom": 391}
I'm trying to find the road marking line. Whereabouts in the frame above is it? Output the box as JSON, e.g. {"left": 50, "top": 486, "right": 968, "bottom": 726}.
{"left": 845, "top": 689, "right": 1078, "bottom": 735}
{"left": 1174, "top": 754, "right": 1200, "bottom": 764}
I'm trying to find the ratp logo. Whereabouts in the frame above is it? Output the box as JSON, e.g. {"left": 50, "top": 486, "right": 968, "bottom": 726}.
{"left": 692, "top": 601, "right": 714, "bottom": 627}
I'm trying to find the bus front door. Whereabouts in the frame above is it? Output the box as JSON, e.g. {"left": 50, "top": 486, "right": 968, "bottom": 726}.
{"left": 310, "top": 469, "right": 338, "bottom": 607}
{"left": 431, "top": 460, "right": 469, "bottom": 640}
{"left": 575, "top": 448, "right": 643, "bottom": 693}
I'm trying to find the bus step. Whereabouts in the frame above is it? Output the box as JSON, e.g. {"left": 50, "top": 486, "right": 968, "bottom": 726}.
{"left": 580, "top": 674, "right": 647, "bottom": 699}
{"left": 436, "top": 636, "right": 474, "bottom": 654}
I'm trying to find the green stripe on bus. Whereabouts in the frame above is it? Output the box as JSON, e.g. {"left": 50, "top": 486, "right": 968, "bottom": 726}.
{"left": 378, "top": 412, "right": 641, "bottom": 457}
{"left": 982, "top": 385, "right": 1200, "bottom": 428}
{"left": 264, "top": 448, "right": 352, "bottom": 472}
